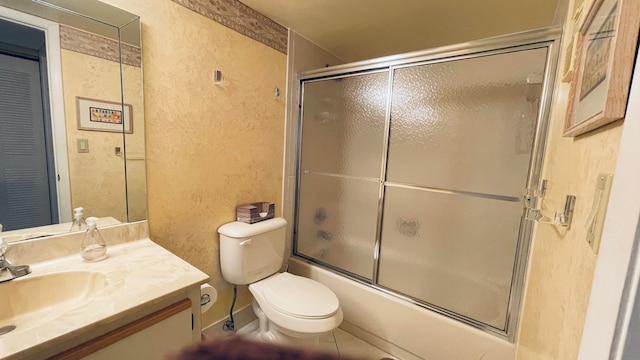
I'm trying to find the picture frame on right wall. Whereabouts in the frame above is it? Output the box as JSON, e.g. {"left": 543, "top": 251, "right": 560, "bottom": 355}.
{"left": 563, "top": 0, "right": 640, "bottom": 137}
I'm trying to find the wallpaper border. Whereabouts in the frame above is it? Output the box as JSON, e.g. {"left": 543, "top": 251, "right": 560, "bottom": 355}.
{"left": 171, "top": 0, "right": 288, "bottom": 54}
{"left": 60, "top": 25, "right": 142, "bottom": 67}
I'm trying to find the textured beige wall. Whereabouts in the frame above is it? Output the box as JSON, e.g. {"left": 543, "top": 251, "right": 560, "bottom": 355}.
{"left": 61, "top": 50, "right": 125, "bottom": 221}
{"left": 515, "top": 36, "right": 625, "bottom": 360}
{"left": 100, "top": 0, "right": 287, "bottom": 328}
{"left": 61, "top": 50, "right": 144, "bottom": 223}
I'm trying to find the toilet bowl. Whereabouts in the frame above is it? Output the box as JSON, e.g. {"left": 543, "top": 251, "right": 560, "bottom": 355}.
{"left": 249, "top": 272, "right": 343, "bottom": 339}
{"left": 218, "top": 218, "right": 343, "bottom": 342}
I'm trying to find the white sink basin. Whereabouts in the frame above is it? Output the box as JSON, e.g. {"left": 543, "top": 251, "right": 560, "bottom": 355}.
{"left": 0, "top": 271, "right": 108, "bottom": 334}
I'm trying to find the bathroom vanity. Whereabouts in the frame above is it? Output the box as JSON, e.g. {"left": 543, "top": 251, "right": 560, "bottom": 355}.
{"left": 0, "top": 221, "right": 208, "bottom": 360}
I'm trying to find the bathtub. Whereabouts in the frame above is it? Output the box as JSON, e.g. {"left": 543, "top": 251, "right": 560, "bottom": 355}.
{"left": 288, "top": 257, "right": 515, "bottom": 360}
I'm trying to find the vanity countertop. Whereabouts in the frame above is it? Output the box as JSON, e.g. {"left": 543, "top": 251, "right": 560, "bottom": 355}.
{"left": 0, "top": 238, "right": 209, "bottom": 359}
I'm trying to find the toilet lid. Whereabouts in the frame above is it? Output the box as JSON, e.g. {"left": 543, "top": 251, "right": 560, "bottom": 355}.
{"left": 262, "top": 273, "right": 339, "bottom": 319}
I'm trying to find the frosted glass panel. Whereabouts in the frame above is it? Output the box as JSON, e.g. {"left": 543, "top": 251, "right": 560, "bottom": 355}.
{"left": 387, "top": 48, "right": 548, "bottom": 197}
{"left": 378, "top": 186, "right": 523, "bottom": 329}
{"left": 300, "top": 72, "right": 388, "bottom": 178}
{"left": 297, "top": 173, "right": 379, "bottom": 279}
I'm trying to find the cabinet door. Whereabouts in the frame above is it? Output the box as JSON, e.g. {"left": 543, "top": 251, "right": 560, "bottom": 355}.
{"left": 52, "top": 299, "right": 193, "bottom": 360}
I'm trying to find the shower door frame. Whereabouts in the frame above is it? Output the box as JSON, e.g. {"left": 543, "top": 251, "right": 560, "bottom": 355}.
{"left": 292, "top": 27, "right": 561, "bottom": 341}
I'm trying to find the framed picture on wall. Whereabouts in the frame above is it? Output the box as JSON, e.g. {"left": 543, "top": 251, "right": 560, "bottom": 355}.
{"left": 76, "top": 97, "right": 133, "bottom": 134}
{"left": 563, "top": 0, "right": 640, "bottom": 137}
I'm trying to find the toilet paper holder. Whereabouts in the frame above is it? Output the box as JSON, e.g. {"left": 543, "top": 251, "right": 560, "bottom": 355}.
{"left": 200, "top": 284, "right": 217, "bottom": 313}
{"left": 201, "top": 293, "right": 212, "bottom": 307}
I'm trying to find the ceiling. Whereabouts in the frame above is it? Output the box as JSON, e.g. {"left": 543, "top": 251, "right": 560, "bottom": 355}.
{"left": 240, "top": 0, "right": 563, "bottom": 62}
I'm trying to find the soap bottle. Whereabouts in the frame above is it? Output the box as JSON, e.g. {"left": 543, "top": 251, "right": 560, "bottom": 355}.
{"left": 70, "top": 207, "right": 87, "bottom": 232}
{"left": 80, "top": 217, "right": 107, "bottom": 262}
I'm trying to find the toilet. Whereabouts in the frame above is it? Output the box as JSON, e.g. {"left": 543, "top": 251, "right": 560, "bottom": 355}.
{"left": 218, "top": 217, "right": 343, "bottom": 343}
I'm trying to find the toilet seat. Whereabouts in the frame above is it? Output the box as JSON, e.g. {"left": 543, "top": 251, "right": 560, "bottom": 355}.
{"left": 249, "top": 272, "right": 343, "bottom": 335}
{"left": 262, "top": 272, "right": 339, "bottom": 319}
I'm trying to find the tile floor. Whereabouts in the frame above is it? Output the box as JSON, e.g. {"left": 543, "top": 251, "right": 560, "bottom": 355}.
{"left": 235, "top": 320, "right": 398, "bottom": 359}
{"left": 325, "top": 328, "right": 398, "bottom": 359}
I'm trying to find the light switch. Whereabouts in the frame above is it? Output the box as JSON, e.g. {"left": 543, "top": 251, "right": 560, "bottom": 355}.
{"left": 77, "top": 139, "right": 89, "bottom": 153}
{"left": 585, "top": 173, "right": 613, "bottom": 253}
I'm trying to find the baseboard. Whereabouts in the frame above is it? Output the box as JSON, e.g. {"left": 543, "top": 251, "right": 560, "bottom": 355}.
{"left": 202, "top": 304, "right": 257, "bottom": 339}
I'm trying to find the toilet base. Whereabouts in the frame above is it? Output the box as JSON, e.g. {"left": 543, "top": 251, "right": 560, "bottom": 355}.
{"left": 237, "top": 319, "right": 337, "bottom": 352}
{"left": 237, "top": 299, "right": 338, "bottom": 351}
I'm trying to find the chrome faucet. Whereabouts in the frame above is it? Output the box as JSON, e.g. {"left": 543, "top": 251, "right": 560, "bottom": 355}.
{"left": 0, "top": 235, "right": 31, "bottom": 283}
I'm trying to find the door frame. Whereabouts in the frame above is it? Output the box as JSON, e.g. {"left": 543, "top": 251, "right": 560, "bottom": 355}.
{"left": 578, "top": 44, "right": 640, "bottom": 359}
{"left": 0, "top": 6, "right": 71, "bottom": 223}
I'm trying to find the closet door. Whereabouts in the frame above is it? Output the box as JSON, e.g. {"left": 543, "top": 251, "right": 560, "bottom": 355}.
{"left": 0, "top": 53, "right": 53, "bottom": 230}
{"left": 378, "top": 48, "right": 549, "bottom": 329}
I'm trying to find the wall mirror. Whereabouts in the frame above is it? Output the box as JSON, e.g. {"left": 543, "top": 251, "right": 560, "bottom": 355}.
{"left": 0, "top": 0, "right": 146, "bottom": 241}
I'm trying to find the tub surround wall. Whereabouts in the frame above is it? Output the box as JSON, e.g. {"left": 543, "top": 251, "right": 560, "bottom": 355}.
{"left": 99, "top": 0, "right": 287, "bottom": 329}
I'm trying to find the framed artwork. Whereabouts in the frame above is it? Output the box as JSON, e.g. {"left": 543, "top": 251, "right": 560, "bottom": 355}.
{"left": 76, "top": 97, "right": 133, "bottom": 134}
{"left": 563, "top": 0, "right": 640, "bottom": 137}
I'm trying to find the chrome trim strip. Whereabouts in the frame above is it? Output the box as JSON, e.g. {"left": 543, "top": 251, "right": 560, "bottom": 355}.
{"left": 389, "top": 42, "right": 550, "bottom": 71}
{"left": 301, "top": 170, "right": 380, "bottom": 183}
{"left": 503, "top": 39, "right": 561, "bottom": 342}
{"left": 385, "top": 182, "right": 521, "bottom": 203}
{"left": 300, "top": 27, "right": 561, "bottom": 80}
{"left": 292, "top": 81, "right": 306, "bottom": 256}
{"left": 527, "top": 42, "right": 559, "bottom": 191}
{"left": 301, "top": 68, "right": 389, "bottom": 84}
{"left": 372, "top": 69, "right": 394, "bottom": 284}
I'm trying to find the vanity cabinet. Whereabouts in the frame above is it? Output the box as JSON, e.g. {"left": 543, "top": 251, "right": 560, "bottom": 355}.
{"left": 51, "top": 299, "right": 194, "bottom": 360}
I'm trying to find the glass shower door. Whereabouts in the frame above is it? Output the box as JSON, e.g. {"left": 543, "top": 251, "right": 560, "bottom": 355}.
{"left": 378, "top": 48, "right": 548, "bottom": 330}
{"left": 296, "top": 71, "right": 388, "bottom": 279}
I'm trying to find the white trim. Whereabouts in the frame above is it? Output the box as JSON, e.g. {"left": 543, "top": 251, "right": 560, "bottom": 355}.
{"left": 0, "top": 6, "right": 72, "bottom": 223}
{"left": 578, "top": 49, "right": 640, "bottom": 359}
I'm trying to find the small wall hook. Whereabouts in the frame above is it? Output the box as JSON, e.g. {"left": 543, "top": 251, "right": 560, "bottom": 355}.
{"left": 555, "top": 195, "right": 576, "bottom": 228}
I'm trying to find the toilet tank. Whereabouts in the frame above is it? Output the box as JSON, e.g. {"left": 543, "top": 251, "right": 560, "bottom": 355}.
{"left": 218, "top": 217, "right": 287, "bottom": 285}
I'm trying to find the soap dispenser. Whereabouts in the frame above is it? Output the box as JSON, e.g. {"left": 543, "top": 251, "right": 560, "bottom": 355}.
{"left": 81, "top": 217, "right": 107, "bottom": 262}
{"left": 70, "top": 207, "right": 87, "bottom": 232}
